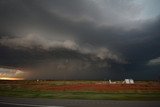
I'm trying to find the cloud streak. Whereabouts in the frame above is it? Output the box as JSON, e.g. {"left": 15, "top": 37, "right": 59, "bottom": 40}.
{"left": 147, "top": 57, "right": 160, "bottom": 65}
{"left": 0, "top": 33, "right": 126, "bottom": 63}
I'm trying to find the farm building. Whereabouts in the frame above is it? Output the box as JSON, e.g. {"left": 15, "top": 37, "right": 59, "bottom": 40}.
{"left": 123, "top": 79, "right": 134, "bottom": 84}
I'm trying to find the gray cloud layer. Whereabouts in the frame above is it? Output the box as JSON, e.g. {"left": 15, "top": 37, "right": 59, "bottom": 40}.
{"left": 0, "top": 0, "right": 160, "bottom": 80}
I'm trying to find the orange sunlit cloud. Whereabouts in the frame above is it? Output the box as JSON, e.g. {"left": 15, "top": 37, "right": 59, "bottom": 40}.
{"left": 0, "top": 68, "right": 27, "bottom": 80}
{"left": 0, "top": 77, "right": 24, "bottom": 80}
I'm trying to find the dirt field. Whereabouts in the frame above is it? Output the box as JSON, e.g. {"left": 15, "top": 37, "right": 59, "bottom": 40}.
{"left": 0, "top": 80, "right": 160, "bottom": 92}
{"left": 0, "top": 80, "right": 160, "bottom": 100}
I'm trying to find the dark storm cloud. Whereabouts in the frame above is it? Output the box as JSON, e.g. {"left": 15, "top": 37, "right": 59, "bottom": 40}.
{"left": 0, "top": 0, "right": 160, "bottom": 80}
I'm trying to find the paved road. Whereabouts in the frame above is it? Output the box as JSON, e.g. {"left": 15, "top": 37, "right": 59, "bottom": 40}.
{"left": 0, "top": 97, "right": 160, "bottom": 107}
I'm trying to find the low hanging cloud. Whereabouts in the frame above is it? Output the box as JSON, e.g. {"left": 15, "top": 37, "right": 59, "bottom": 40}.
{"left": 147, "top": 57, "right": 160, "bottom": 65}
{"left": 0, "top": 34, "right": 78, "bottom": 50}
{"left": 0, "top": 33, "right": 126, "bottom": 63}
{"left": 0, "top": 33, "right": 127, "bottom": 79}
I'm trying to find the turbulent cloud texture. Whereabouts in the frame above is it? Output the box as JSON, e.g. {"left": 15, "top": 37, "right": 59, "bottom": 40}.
{"left": 0, "top": 0, "right": 160, "bottom": 80}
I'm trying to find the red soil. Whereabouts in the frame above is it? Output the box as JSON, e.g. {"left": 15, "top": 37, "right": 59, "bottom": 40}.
{"left": 0, "top": 81, "right": 160, "bottom": 92}
{"left": 31, "top": 83, "right": 160, "bottom": 92}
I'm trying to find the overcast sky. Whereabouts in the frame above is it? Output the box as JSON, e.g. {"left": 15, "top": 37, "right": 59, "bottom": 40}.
{"left": 0, "top": 0, "right": 160, "bottom": 80}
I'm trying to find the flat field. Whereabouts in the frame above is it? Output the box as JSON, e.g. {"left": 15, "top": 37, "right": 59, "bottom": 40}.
{"left": 0, "top": 80, "right": 160, "bottom": 100}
